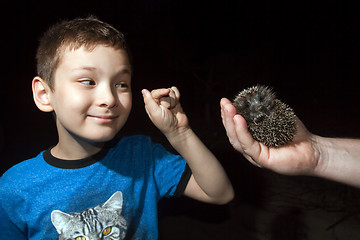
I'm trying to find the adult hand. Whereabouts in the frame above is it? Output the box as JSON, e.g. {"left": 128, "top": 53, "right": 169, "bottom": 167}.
{"left": 220, "top": 97, "right": 319, "bottom": 176}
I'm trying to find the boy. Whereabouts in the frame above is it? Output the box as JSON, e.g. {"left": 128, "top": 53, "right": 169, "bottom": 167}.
{"left": 0, "top": 17, "right": 233, "bottom": 239}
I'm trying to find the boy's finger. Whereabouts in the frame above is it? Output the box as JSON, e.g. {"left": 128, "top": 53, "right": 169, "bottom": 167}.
{"left": 160, "top": 97, "right": 172, "bottom": 109}
{"left": 142, "top": 89, "right": 161, "bottom": 114}
{"left": 170, "top": 86, "right": 180, "bottom": 101}
{"left": 150, "top": 88, "right": 171, "bottom": 101}
{"left": 157, "top": 87, "right": 180, "bottom": 109}
{"left": 167, "top": 87, "right": 179, "bottom": 109}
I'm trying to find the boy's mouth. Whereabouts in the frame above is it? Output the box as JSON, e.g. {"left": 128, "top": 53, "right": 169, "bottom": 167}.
{"left": 88, "top": 114, "right": 119, "bottom": 123}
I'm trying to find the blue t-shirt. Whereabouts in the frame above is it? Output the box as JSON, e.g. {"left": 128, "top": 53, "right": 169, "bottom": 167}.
{"left": 0, "top": 135, "right": 191, "bottom": 240}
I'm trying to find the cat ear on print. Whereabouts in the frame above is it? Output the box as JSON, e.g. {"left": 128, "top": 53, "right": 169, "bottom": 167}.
{"left": 51, "top": 210, "right": 72, "bottom": 234}
{"left": 99, "top": 191, "right": 123, "bottom": 211}
{"left": 50, "top": 191, "right": 124, "bottom": 234}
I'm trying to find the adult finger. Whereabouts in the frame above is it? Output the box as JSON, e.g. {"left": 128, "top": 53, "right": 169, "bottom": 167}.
{"left": 232, "top": 114, "right": 263, "bottom": 167}
{"left": 220, "top": 98, "right": 243, "bottom": 151}
{"left": 220, "top": 99, "right": 262, "bottom": 167}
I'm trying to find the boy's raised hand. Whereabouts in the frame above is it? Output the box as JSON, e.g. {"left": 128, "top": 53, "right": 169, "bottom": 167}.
{"left": 142, "top": 87, "right": 189, "bottom": 138}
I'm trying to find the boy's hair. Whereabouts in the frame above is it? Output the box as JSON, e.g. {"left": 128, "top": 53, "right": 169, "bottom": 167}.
{"left": 36, "top": 16, "right": 128, "bottom": 89}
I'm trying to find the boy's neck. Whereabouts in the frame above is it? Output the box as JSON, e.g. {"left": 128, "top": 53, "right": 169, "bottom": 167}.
{"left": 51, "top": 140, "right": 105, "bottom": 160}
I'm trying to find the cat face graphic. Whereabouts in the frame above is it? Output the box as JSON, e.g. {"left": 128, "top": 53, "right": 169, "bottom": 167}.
{"left": 51, "top": 191, "right": 127, "bottom": 240}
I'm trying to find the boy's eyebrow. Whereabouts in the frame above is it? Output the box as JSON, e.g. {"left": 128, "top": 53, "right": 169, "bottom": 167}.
{"left": 72, "top": 66, "right": 97, "bottom": 71}
{"left": 119, "top": 68, "right": 132, "bottom": 74}
{"left": 72, "top": 66, "right": 132, "bottom": 74}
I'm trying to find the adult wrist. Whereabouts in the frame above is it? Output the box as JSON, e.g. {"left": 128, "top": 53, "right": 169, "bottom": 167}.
{"left": 311, "top": 134, "right": 332, "bottom": 178}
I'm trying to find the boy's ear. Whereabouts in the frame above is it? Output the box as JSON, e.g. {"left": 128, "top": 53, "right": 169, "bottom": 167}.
{"left": 32, "top": 76, "right": 54, "bottom": 112}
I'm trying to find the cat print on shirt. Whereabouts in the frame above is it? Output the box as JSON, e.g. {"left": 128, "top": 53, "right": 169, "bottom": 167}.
{"left": 51, "top": 191, "right": 127, "bottom": 240}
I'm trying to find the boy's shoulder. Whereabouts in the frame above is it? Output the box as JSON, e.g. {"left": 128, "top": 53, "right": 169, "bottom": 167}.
{"left": 0, "top": 151, "right": 45, "bottom": 194}
{"left": 1, "top": 151, "right": 45, "bottom": 176}
{"left": 0, "top": 135, "right": 164, "bottom": 187}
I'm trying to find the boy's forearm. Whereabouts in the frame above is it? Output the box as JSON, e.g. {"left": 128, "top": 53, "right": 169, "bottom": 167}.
{"left": 166, "top": 129, "right": 234, "bottom": 204}
{"left": 314, "top": 136, "right": 360, "bottom": 188}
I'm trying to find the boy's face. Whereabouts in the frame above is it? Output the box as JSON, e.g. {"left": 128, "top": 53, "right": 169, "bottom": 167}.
{"left": 49, "top": 45, "right": 132, "bottom": 144}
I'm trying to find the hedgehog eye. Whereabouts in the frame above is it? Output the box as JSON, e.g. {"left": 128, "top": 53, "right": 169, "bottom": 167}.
{"left": 254, "top": 104, "right": 264, "bottom": 112}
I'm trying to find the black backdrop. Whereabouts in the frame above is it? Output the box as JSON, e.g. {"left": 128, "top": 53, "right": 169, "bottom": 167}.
{"left": 1, "top": 1, "right": 360, "bottom": 239}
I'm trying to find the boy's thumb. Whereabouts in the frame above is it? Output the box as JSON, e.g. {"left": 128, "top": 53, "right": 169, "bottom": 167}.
{"left": 142, "top": 89, "right": 159, "bottom": 114}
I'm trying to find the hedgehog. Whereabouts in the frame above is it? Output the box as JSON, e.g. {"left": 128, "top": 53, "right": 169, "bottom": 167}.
{"left": 232, "top": 85, "right": 297, "bottom": 147}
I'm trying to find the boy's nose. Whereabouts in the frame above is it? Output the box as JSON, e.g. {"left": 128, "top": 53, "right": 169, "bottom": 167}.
{"left": 96, "top": 86, "right": 117, "bottom": 108}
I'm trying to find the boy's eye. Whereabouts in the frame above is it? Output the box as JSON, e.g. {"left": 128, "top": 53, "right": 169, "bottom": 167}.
{"left": 116, "top": 82, "right": 128, "bottom": 88}
{"left": 79, "top": 79, "right": 96, "bottom": 86}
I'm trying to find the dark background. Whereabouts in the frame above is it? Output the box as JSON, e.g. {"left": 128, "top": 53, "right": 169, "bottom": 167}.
{"left": 1, "top": 0, "right": 360, "bottom": 239}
